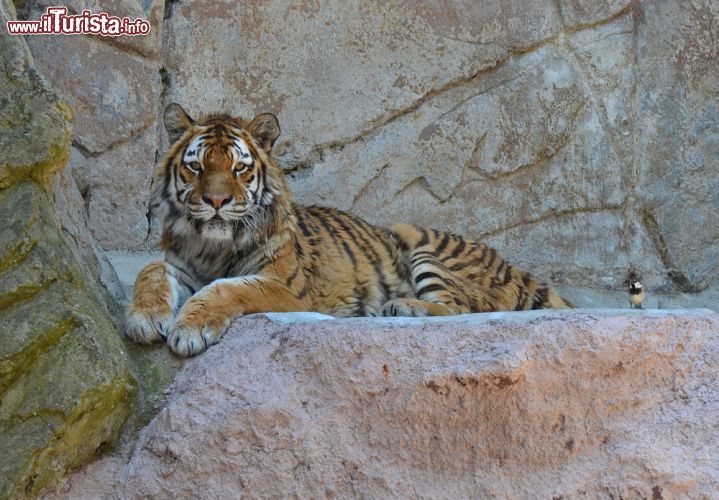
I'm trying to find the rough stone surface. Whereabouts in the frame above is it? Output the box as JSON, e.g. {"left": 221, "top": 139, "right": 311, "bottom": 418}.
{"left": 160, "top": 0, "right": 561, "bottom": 157}
{"left": 0, "top": 2, "right": 136, "bottom": 496}
{"left": 557, "top": 0, "right": 630, "bottom": 27}
{"left": 0, "top": 3, "right": 71, "bottom": 187}
{"left": 43, "top": 310, "right": 719, "bottom": 498}
{"left": 50, "top": 161, "right": 126, "bottom": 304}
{"left": 67, "top": 130, "right": 160, "bottom": 249}
{"left": 23, "top": 25, "right": 162, "bottom": 249}
{"left": 634, "top": 0, "right": 719, "bottom": 295}
{"left": 24, "top": 33, "right": 159, "bottom": 155}
{"left": 21, "top": 0, "right": 163, "bottom": 249}
{"left": 26, "top": 0, "right": 165, "bottom": 58}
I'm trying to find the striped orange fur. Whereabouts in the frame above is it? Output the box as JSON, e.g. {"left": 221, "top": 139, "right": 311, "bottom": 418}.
{"left": 125, "top": 103, "right": 572, "bottom": 356}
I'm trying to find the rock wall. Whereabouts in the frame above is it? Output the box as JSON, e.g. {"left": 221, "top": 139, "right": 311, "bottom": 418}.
{"left": 0, "top": 1, "right": 135, "bottom": 496}
{"left": 42, "top": 310, "right": 719, "bottom": 498}
{"left": 18, "top": 1, "right": 719, "bottom": 303}
{"left": 21, "top": 0, "right": 165, "bottom": 250}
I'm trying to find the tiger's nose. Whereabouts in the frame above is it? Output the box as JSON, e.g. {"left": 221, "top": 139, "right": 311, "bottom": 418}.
{"left": 202, "top": 194, "right": 232, "bottom": 209}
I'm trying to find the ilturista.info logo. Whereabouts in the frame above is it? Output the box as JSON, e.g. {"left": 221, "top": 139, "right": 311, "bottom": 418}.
{"left": 6, "top": 6, "right": 150, "bottom": 36}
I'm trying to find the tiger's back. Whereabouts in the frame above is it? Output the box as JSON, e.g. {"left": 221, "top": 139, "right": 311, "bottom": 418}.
{"left": 290, "top": 204, "right": 572, "bottom": 318}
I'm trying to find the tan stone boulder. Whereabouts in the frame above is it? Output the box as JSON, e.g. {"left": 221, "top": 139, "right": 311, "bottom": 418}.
{"left": 90, "top": 309, "right": 718, "bottom": 498}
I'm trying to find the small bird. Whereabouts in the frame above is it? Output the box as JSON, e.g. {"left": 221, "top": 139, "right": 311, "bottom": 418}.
{"left": 627, "top": 272, "right": 645, "bottom": 309}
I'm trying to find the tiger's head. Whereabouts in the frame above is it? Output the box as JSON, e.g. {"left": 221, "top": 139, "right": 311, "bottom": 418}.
{"left": 155, "top": 103, "right": 285, "bottom": 241}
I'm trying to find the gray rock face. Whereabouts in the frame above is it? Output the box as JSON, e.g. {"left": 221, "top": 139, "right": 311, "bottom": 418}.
{"left": 0, "top": 2, "right": 135, "bottom": 496}
{"left": 20, "top": 0, "right": 718, "bottom": 308}
{"left": 634, "top": 0, "right": 719, "bottom": 294}
{"left": 47, "top": 310, "right": 719, "bottom": 498}
{"left": 23, "top": 0, "right": 163, "bottom": 250}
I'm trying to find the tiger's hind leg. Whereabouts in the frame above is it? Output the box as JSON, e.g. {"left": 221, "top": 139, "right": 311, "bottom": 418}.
{"left": 382, "top": 297, "right": 456, "bottom": 317}
{"left": 382, "top": 243, "right": 473, "bottom": 317}
{"left": 387, "top": 224, "right": 573, "bottom": 315}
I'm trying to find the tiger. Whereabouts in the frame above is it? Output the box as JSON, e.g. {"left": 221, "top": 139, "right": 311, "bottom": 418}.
{"left": 125, "top": 103, "right": 573, "bottom": 357}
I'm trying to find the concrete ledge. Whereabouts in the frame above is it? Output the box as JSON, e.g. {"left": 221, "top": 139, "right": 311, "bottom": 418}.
{"left": 253, "top": 307, "right": 715, "bottom": 324}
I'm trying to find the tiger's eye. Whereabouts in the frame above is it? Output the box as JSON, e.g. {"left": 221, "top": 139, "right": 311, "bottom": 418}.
{"left": 233, "top": 165, "right": 249, "bottom": 176}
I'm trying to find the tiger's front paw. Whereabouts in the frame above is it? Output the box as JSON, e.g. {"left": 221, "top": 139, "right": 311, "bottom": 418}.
{"left": 125, "top": 302, "right": 174, "bottom": 344}
{"left": 167, "top": 297, "right": 231, "bottom": 357}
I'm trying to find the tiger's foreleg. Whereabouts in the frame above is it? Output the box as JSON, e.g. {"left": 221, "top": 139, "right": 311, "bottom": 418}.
{"left": 125, "top": 261, "right": 192, "bottom": 344}
{"left": 167, "top": 275, "right": 308, "bottom": 357}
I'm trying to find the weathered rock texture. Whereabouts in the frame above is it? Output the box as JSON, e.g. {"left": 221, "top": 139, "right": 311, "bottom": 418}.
{"left": 23, "top": 0, "right": 164, "bottom": 249}
{"left": 46, "top": 310, "right": 719, "bottom": 498}
{"left": 0, "top": 1, "right": 135, "bottom": 496}
{"left": 18, "top": 0, "right": 719, "bottom": 309}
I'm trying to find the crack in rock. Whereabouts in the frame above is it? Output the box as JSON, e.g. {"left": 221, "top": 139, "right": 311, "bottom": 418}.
{"left": 477, "top": 203, "right": 627, "bottom": 239}
{"left": 641, "top": 208, "right": 704, "bottom": 293}
{"left": 350, "top": 163, "right": 391, "bottom": 212}
{"left": 72, "top": 117, "right": 156, "bottom": 159}
{"left": 285, "top": 7, "right": 632, "bottom": 177}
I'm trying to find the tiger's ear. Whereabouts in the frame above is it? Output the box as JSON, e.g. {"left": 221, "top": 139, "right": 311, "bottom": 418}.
{"left": 164, "top": 103, "right": 194, "bottom": 144}
{"left": 247, "top": 113, "right": 280, "bottom": 152}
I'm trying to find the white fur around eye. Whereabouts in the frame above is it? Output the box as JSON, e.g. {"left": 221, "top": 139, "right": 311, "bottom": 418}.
{"left": 233, "top": 138, "right": 254, "bottom": 166}
{"left": 233, "top": 165, "right": 249, "bottom": 176}
{"left": 186, "top": 162, "right": 201, "bottom": 175}
{"left": 183, "top": 136, "right": 204, "bottom": 163}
